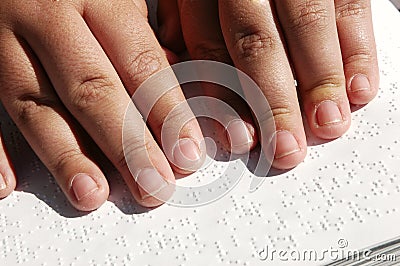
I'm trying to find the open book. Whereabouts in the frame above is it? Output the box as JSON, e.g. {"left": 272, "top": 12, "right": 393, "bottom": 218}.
{"left": 0, "top": 0, "right": 399, "bottom": 265}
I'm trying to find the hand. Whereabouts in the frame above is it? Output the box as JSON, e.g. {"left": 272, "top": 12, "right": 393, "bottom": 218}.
{"left": 0, "top": 0, "right": 205, "bottom": 210}
{"left": 158, "top": 0, "right": 379, "bottom": 169}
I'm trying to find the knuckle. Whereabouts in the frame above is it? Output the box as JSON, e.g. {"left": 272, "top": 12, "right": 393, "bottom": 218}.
{"left": 270, "top": 106, "right": 297, "bottom": 125}
{"left": 234, "top": 30, "right": 276, "bottom": 61}
{"left": 126, "top": 50, "right": 162, "bottom": 87}
{"left": 52, "top": 148, "right": 83, "bottom": 175}
{"left": 151, "top": 102, "right": 191, "bottom": 135}
{"left": 343, "top": 47, "right": 374, "bottom": 66}
{"left": 271, "top": 106, "right": 296, "bottom": 118}
{"left": 193, "top": 43, "right": 231, "bottom": 62}
{"left": 336, "top": 0, "right": 369, "bottom": 19}
{"left": 116, "top": 138, "right": 151, "bottom": 171}
{"left": 70, "top": 76, "right": 117, "bottom": 112}
{"left": 14, "top": 94, "right": 56, "bottom": 122}
{"left": 305, "top": 74, "right": 345, "bottom": 94}
{"left": 288, "top": 1, "right": 329, "bottom": 35}
{"left": 116, "top": 149, "right": 130, "bottom": 172}
{"left": 257, "top": 106, "right": 295, "bottom": 128}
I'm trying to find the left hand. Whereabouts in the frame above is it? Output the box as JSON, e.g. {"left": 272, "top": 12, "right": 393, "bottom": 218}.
{"left": 158, "top": 0, "right": 379, "bottom": 169}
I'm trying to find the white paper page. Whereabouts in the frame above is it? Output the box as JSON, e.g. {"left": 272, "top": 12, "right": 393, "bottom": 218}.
{"left": 1, "top": 1, "right": 399, "bottom": 265}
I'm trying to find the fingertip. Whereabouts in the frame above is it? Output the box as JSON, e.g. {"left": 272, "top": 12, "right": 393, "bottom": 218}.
{"left": 0, "top": 136, "right": 17, "bottom": 198}
{"left": 69, "top": 173, "right": 109, "bottom": 212}
{"left": 272, "top": 130, "right": 307, "bottom": 170}
{"left": 226, "top": 119, "right": 258, "bottom": 155}
{"left": 308, "top": 100, "right": 352, "bottom": 140}
{"left": 133, "top": 168, "right": 175, "bottom": 208}
{"left": 347, "top": 74, "right": 379, "bottom": 105}
{"left": 135, "top": 187, "right": 173, "bottom": 208}
{"left": 164, "top": 114, "right": 206, "bottom": 174}
{"left": 272, "top": 151, "right": 306, "bottom": 170}
{"left": 0, "top": 167, "right": 17, "bottom": 199}
{"left": 171, "top": 138, "right": 205, "bottom": 174}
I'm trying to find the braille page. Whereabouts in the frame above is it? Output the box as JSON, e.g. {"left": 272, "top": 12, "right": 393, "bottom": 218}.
{"left": 1, "top": 0, "right": 399, "bottom": 265}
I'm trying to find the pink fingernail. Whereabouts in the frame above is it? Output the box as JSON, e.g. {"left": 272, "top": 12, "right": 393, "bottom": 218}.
{"left": 136, "top": 168, "right": 168, "bottom": 200}
{"left": 350, "top": 74, "right": 371, "bottom": 92}
{"left": 71, "top": 174, "right": 99, "bottom": 201}
{"left": 226, "top": 119, "right": 253, "bottom": 154}
{"left": 316, "top": 100, "right": 343, "bottom": 126}
{"left": 0, "top": 173, "right": 6, "bottom": 190}
{"left": 173, "top": 138, "right": 201, "bottom": 170}
{"left": 274, "top": 131, "right": 301, "bottom": 159}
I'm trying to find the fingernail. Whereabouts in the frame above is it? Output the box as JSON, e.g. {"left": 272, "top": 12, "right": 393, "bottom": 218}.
{"left": 226, "top": 119, "right": 253, "bottom": 154}
{"left": 136, "top": 168, "right": 168, "bottom": 200}
{"left": 173, "top": 138, "right": 201, "bottom": 169}
{"left": 274, "top": 131, "right": 301, "bottom": 159}
{"left": 0, "top": 173, "right": 6, "bottom": 190}
{"left": 71, "top": 174, "right": 99, "bottom": 201}
{"left": 350, "top": 74, "right": 371, "bottom": 92}
{"left": 316, "top": 100, "right": 343, "bottom": 126}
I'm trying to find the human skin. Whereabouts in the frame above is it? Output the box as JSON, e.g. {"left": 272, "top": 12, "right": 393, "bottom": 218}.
{"left": 0, "top": 0, "right": 206, "bottom": 210}
{"left": 0, "top": 0, "right": 378, "bottom": 210}
{"left": 158, "top": 0, "right": 379, "bottom": 169}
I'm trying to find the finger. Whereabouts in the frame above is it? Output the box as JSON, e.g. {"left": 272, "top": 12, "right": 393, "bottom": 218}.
{"left": 179, "top": 0, "right": 230, "bottom": 62}
{"left": 211, "top": 89, "right": 259, "bottom": 155}
{"left": 132, "top": 0, "right": 148, "bottom": 17}
{"left": 186, "top": 83, "right": 258, "bottom": 155}
{"left": 335, "top": 0, "right": 379, "bottom": 105}
{"left": 179, "top": 0, "right": 258, "bottom": 155}
{"left": 0, "top": 126, "right": 17, "bottom": 199}
{"left": 219, "top": 0, "right": 307, "bottom": 169}
{"left": 84, "top": 0, "right": 205, "bottom": 173}
{"left": 157, "top": 0, "right": 186, "bottom": 53}
{"left": 0, "top": 33, "right": 108, "bottom": 211}
{"left": 19, "top": 3, "right": 175, "bottom": 206}
{"left": 275, "top": 0, "right": 351, "bottom": 139}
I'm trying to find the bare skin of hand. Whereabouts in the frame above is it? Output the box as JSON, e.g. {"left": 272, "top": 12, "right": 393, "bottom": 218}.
{"left": 0, "top": 0, "right": 379, "bottom": 211}
{"left": 0, "top": 0, "right": 206, "bottom": 210}
{"left": 158, "top": 0, "right": 379, "bottom": 169}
